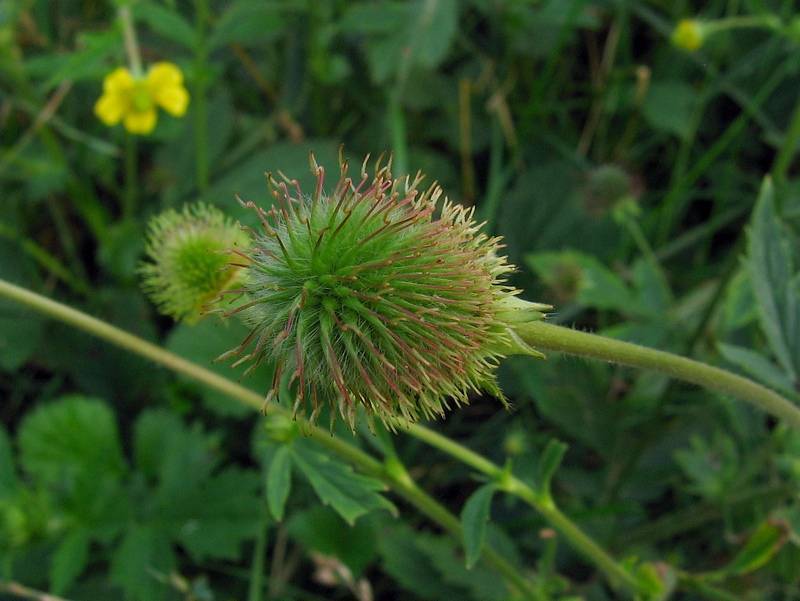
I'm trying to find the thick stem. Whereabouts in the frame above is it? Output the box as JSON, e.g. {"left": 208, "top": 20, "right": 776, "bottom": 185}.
{"left": 518, "top": 321, "right": 800, "bottom": 429}
{"left": 0, "top": 279, "right": 538, "bottom": 600}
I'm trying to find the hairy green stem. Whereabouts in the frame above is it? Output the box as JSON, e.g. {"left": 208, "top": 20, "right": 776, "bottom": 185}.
{"left": 0, "top": 279, "right": 539, "bottom": 600}
{"left": 518, "top": 321, "right": 800, "bottom": 429}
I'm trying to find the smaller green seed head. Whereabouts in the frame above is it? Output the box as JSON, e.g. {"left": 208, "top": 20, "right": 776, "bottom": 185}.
{"left": 140, "top": 203, "right": 249, "bottom": 322}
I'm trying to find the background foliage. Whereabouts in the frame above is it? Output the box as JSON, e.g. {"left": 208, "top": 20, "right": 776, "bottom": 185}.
{"left": 2, "top": 0, "right": 800, "bottom": 599}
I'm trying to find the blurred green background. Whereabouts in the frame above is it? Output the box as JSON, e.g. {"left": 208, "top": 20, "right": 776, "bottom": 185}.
{"left": 2, "top": 0, "right": 800, "bottom": 599}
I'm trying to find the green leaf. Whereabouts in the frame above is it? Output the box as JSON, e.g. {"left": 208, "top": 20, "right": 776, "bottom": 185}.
{"left": 50, "top": 530, "right": 90, "bottom": 594}
{"left": 289, "top": 439, "right": 395, "bottom": 525}
{"left": 525, "top": 250, "right": 638, "bottom": 313}
{"left": 166, "top": 317, "right": 269, "bottom": 417}
{"left": 722, "top": 520, "right": 788, "bottom": 576}
{"left": 416, "top": 533, "right": 509, "bottom": 601}
{"left": 18, "top": 395, "right": 125, "bottom": 487}
{"left": 377, "top": 524, "right": 466, "bottom": 600}
{"left": 170, "top": 468, "right": 262, "bottom": 562}
{"left": 339, "top": 0, "right": 456, "bottom": 82}
{"left": 0, "top": 425, "right": 17, "bottom": 498}
{"left": 133, "top": 409, "right": 185, "bottom": 481}
{"left": 110, "top": 525, "right": 175, "bottom": 601}
{"left": 209, "top": 1, "right": 286, "bottom": 50}
{"left": 29, "top": 30, "right": 122, "bottom": 90}
{"left": 747, "top": 178, "right": 800, "bottom": 382}
{"left": 642, "top": 81, "right": 699, "bottom": 140}
{"left": 407, "top": 0, "right": 458, "bottom": 69}
{"left": 288, "top": 506, "right": 378, "bottom": 576}
{"left": 267, "top": 446, "right": 291, "bottom": 521}
{"left": 136, "top": 1, "right": 196, "bottom": 49}
{"left": 460, "top": 483, "right": 495, "bottom": 568}
{"left": 718, "top": 343, "right": 798, "bottom": 399}
{"left": 536, "top": 439, "right": 568, "bottom": 496}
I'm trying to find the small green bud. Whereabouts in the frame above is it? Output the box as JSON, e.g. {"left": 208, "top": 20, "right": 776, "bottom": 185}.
{"left": 671, "top": 19, "right": 706, "bottom": 51}
{"left": 583, "top": 164, "right": 639, "bottom": 217}
{"left": 503, "top": 429, "right": 527, "bottom": 456}
{"left": 224, "top": 153, "right": 550, "bottom": 429}
{"left": 263, "top": 412, "right": 300, "bottom": 443}
{"left": 140, "top": 203, "right": 249, "bottom": 323}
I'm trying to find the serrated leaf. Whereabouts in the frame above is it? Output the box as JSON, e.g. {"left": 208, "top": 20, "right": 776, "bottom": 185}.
{"left": 209, "top": 1, "right": 286, "bottom": 49}
{"left": 133, "top": 409, "right": 185, "bottom": 480}
{"left": 416, "top": 533, "right": 509, "bottom": 601}
{"left": 18, "top": 396, "right": 125, "bottom": 487}
{"left": 110, "top": 525, "right": 175, "bottom": 601}
{"left": 461, "top": 483, "right": 495, "bottom": 568}
{"left": 718, "top": 343, "right": 798, "bottom": 399}
{"left": 377, "top": 524, "right": 465, "bottom": 600}
{"left": 289, "top": 439, "right": 395, "bottom": 525}
{"left": 536, "top": 439, "right": 568, "bottom": 496}
{"left": 136, "top": 1, "right": 196, "bottom": 49}
{"left": 723, "top": 520, "right": 788, "bottom": 576}
{"left": 267, "top": 446, "right": 291, "bottom": 521}
{"left": 169, "top": 468, "right": 262, "bottom": 562}
{"left": 50, "top": 530, "right": 90, "bottom": 594}
{"left": 748, "top": 178, "right": 800, "bottom": 381}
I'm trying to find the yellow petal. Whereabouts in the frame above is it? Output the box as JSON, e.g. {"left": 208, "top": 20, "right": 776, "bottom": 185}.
{"left": 147, "top": 62, "right": 190, "bottom": 117}
{"left": 146, "top": 62, "right": 184, "bottom": 89}
{"left": 103, "top": 67, "right": 135, "bottom": 94}
{"left": 155, "top": 85, "right": 190, "bottom": 116}
{"left": 124, "top": 109, "right": 158, "bottom": 135}
{"left": 94, "top": 93, "right": 126, "bottom": 126}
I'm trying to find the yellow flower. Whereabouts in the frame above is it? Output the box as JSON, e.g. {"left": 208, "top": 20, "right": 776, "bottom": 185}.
{"left": 671, "top": 19, "right": 705, "bottom": 52}
{"left": 94, "top": 62, "right": 190, "bottom": 135}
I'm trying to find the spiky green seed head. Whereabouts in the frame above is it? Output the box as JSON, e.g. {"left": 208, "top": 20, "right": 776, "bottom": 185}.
{"left": 223, "top": 154, "right": 550, "bottom": 429}
{"left": 140, "top": 203, "right": 249, "bottom": 323}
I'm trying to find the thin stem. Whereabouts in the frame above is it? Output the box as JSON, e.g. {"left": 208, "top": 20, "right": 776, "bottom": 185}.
{"left": 518, "top": 321, "right": 800, "bottom": 430}
{"left": 0, "top": 279, "right": 539, "bottom": 601}
{"left": 388, "top": 94, "right": 407, "bottom": 177}
{"left": 119, "top": 6, "right": 143, "bottom": 77}
{"left": 771, "top": 93, "right": 800, "bottom": 183}
{"left": 124, "top": 134, "right": 137, "bottom": 219}
{"left": 193, "top": 0, "right": 210, "bottom": 194}
{"left": 247, "top": 518, "right": 269, "bottom": 601}
{"left": 0, "top": 580, "right": 72, "bottom": 601}
{"left": 405, "top": 423, "right": 641, "bottom": 595}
